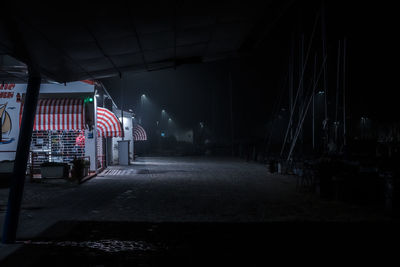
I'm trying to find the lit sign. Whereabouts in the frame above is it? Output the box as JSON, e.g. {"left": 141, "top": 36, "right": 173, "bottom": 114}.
{"left": 0, "top": 83, "right": 16, "bottom": 99}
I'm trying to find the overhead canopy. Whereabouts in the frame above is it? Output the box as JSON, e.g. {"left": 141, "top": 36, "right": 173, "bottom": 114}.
{"left": 0, "top": 1, "right": 294, "bottom": 83}
{"left": 133, "top": 124, "right": 147, "bottom": 141}
{"left": 97, "top": 107, "right": 123, "bottom": 137}
{"left": 20, "top": 98, "right": 85, "bottom": 131}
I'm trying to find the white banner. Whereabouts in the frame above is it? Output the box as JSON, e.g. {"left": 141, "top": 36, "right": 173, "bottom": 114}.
{"left": 0, "top": 81, "right": 95, "bottom": 161}
{"left": 0, "top": 84, "right": 27, "bottom": 160}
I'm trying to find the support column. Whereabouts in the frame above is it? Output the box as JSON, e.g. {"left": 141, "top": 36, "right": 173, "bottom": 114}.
{"left": 2, "top": 67, "right": 41, "bottom": 244}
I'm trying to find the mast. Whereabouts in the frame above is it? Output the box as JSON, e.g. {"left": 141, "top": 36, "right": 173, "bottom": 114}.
{"left": 343, "top": 38, "right": 347, "bottom": 146}
{"left": 287, "top": 55, "right": 327, "bottom": 161}
{"left": 335, "top": 40, "right": 341, "bottom": 147}
{"left": 280, "top": 11, "right": 320, "bottom": 158}
{"left": 229, "top": 70, "right": 234, "bottom": 156}
{"left": 312, "top": 54, "right": 317, "bottom": 150}
{"left": 321, "top": 0, "right": 329, "bottom": 151}
{"left": 289, "top": 34, "right": 295, "bottom": 142}
{"left": 299, "top": 34, "right": 305, "bottom": 154}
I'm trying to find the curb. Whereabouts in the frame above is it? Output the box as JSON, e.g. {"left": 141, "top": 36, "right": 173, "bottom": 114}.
{"left": 79, "top": 173, "right": 97, "bottom": 184}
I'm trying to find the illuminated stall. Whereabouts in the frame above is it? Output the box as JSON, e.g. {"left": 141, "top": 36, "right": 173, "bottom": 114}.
{"left": 96, "top": 107, "right": 123, "bottom": 168}
{"left": 26, "top": 82, "right": 97, "bottom": 174}
{"left": 1, "top": 81, "right": 124, "bottom": 176}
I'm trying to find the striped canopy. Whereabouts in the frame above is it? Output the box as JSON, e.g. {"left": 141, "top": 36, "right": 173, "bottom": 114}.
{"left": 20, "top": 98, "right": 85, "bottom": 131}
{"left": 133, "top": 124, "right": 147, "bottom": 141}
{"left": 97, "top": 107, "right": 123, "bottom": 137}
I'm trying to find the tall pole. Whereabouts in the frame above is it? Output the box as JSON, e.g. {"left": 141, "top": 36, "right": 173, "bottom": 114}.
{"left": 321, "top": 0, "right": 329, "bottom": 151}
{"left": 2, "top": 67, "right": 41, "bottom": 243}
{"left": 229, "top": 71, "right": 234, "bottom": 156}
{"left": 289, "top": 34, "right": 295, "bottom": 142}
{"left": 287, "top": 56, "right": 327, "bottom": 161}
{"left": 299, "top": 35, "right": 304, "bottom": 117}
{"left": 343, "top": 38, "right": 347, "bottom": 146}
{"left": 312, "top": 53, "right": 317, "bottom": 150}
{"left": 280, "top": 12, "right": 320, "bottom": 157}
{"left": 335, "top": 40, "right": 341, "bottom": 146}
{"left": 300, "top": 34, "right": 305, "bottom": 153}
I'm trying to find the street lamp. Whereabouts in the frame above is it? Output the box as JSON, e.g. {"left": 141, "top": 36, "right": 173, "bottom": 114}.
{"left": 161, "top": 110, "right": 167, "bottom": 122}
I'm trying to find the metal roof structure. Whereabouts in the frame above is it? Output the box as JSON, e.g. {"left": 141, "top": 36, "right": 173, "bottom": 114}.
{"left": 0, "top": 0, "right": 294, "bottom": 83}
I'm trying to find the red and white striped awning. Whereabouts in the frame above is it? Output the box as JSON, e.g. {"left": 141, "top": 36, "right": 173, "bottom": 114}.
{"left": 97, "top": 107, "right": 123, "bottom": 137}
{"left": 20, "top": 98, "right": 85, "bottom": 131}
{"left": 133, "top": 124, "right": 147, "bottom": 141}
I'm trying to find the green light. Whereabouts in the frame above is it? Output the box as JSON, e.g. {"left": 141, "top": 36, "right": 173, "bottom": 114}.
{"left": 84, "top": 97, "right": 94, "bottom": 103}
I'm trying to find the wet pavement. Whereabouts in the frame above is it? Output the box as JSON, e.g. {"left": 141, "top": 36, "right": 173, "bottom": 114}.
{"left": 0, "top": 157, "right": 397, "bottom": 264}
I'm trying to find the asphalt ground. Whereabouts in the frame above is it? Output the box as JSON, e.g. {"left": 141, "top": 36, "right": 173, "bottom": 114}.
{"left": 1, "top": 157, "right": 397, "bottom": 265}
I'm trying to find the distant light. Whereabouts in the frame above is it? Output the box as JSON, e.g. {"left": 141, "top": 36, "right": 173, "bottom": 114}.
{"left": 142, "top": 94, "right": 146, "bottom": 98}
{"left": 168, "top": 118, "right": 172, "bottom": 122}
{"left": 162, "top": 110, "right": 165, "bottom": 113}
{"left": 95, "top": 94, "right": 100, "bottom": 98}
{"left": 318, "top": 91, "right": 325, "bottom": 95}
{"left": 161, "top": 132, "right": 165, "bottom": 137}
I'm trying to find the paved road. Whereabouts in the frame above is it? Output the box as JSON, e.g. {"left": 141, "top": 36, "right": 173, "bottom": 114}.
{"left": 0, "top": 156, "right": 388, "bottom": 243}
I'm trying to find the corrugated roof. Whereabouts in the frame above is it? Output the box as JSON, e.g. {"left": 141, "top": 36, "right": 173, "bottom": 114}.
{"left": 0, "top": 0, "right": 294, "bottom": 82}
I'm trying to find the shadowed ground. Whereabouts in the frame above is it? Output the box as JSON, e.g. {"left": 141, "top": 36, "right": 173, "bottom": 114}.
{"left": 0, "top": 157, "right": 396, "bottom": 265}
